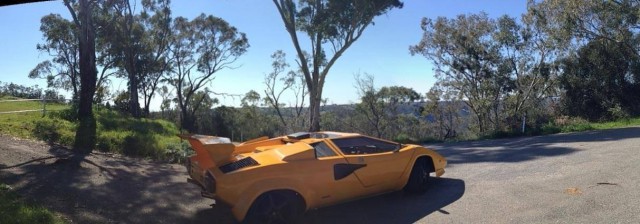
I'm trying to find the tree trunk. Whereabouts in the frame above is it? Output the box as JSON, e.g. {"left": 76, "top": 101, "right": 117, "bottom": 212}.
{"left": 180, "top": 105, "right": 195, "bottom": 132}
{"left": 127, "top": 59, "right": 141, "bottom": 118}
{"left": 73, "top": 0, "right": 97, "bottom": 154}
{"left": 308, "top": 88, "right": 321, "bottom": 132}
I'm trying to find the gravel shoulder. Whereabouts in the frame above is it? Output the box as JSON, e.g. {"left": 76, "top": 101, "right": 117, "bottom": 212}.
{"left": 2, "top": 127, "right": 640, "bottom": 223}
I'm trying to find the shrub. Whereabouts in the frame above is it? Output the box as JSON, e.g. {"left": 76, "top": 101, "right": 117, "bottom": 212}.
{"left": 608, "top": 104, "right": 630, "bottom": 122}
{"left": 122, "top": 133, "right": 161, "bottom": 158}
{"left": 165, "top": 141, "right": 194, "bottom": 163}
{"left": 559, "top": 117, "right": 594, "bottom": 132}
{"left": 393, "top": 133, "right": 417, "bottom": 144}
{"left": 48, "top": 107, "right": 77, "bottom": 122}
{"left": 541, "top": 122, "right": 561, "bottom": 135}
{"left": 32, "top": 119, "right": 75, "bottom": 146}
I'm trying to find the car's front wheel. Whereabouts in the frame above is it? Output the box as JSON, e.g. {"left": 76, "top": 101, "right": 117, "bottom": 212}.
{"left": 243, "top": 191, "right": 305, "bottom": 224}
{"left": 404, "top": 158, "right": 432, "bottom": 194}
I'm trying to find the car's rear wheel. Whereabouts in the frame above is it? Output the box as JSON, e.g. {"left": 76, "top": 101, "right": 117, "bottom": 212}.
{"left": 243, "top": 191, "right": 304, "bottom": 224}
{"left": 404, "top": 158, "right": 432, "bottom": 194}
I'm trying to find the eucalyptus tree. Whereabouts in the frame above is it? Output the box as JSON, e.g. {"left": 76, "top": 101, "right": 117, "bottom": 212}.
{"left": 98, "top": 0, "right": 171, "bottom": 117}
{"left": 263, "top": 50, "right": 308, "bottom": 132}
{"left": 100, "top": 0, "right": 143, "bottom": 117}
{"left": 411, "top": 13, "right": 509, "bottom": 135}
{"left": 353, "top": 73, "right": 420, "bottom": 138}
{"left": 494, "top": 14, "right": 560, "bottom": 131}
{"left": 528, "top": 0, "right": 640, "bottom": 121}
{"left": 63, "top": 0, "right": 98, "bottom": 152}
{"left": 166, "top": 14, "right": 249, "bottom": 132}
{"left": 138, "top": 0, "right": 172, "bottom": 116}
{"left": 423, "top": 85, "right": 465, "bottom": 140}
{"left": 527, "top": 0, "right": 640, "bottom": 53}
{"left": 412, "top": 12, "right": 564, "bottom": 135}
{"left": 29, "top": 14, "right": 80, "bottom": 98}
{"left": 272, "top": 0, "right": 404, "bottom": 131}
{"left": 560, "top": 39, "right": 640, "bottom": 120}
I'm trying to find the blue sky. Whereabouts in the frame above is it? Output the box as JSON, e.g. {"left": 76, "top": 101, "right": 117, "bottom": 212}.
{"left": 0, "top": 0, "right": 526, "bottom": 110}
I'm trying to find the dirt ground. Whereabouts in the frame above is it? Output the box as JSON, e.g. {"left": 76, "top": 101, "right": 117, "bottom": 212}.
{"left": 0, "top": 134, "right": 234, "bottom": 224}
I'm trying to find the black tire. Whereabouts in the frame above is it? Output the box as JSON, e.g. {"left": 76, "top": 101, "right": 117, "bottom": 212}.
{"left": 243, "top": 191, "right": 305, "bottom": 224}
{"left": 403, "top": 159, "right": 432, "bottom": 194}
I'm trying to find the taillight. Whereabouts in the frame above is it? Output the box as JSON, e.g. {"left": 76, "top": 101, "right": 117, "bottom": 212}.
{"left": 204, "top": 172, "right": 216, "bottom": 193}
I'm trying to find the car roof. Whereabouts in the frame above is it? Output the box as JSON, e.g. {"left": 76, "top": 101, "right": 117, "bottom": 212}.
{"left": 285, "top": 131, "right": 360, "bottom": 141}
{"left": 315, "top": 131, "right": 360, "bottom": 139}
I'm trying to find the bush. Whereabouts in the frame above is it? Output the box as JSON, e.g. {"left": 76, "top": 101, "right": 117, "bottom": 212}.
{"left": 32, "top": 119, "right": 75, "bottom": 146}
{"left": 608, "top": 104, "right": 630, "bottom": 122}
{"left": 541, "top": 122, "right": 561, "bottom": 135}
{"left": 393, "top": 133, "right": 418, "bottom": 144}
{"left": 48, "top": 107, "right": 77, "bottom": 122}
{"left": 538, "top": 116, "right": 594, "bottom": 134}
{"left": 165, "top": 141, "right": 194, "bottom": 163}
{"left": 96, "top": 131, "right": 129, "bottom": 153}
{"left": 559, "top": 117, "right": 594, "bottom": 132}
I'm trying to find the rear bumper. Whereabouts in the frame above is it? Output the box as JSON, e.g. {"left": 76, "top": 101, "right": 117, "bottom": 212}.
{"left": 187, "top": 178, "right": 216, "bottom": 199}
{"left": 186, "top": 157, "right": 219, "bottom": 199}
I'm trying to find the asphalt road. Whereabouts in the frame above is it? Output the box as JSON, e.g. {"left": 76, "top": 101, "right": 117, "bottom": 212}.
{"left": 1, "top": 127, "right": 640, "bottom": 223}
{"left": 309, "top": 127, "right": 640, "bottom": 223}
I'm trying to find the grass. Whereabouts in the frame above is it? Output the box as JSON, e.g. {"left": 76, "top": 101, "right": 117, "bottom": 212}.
{"left": 0, "top": 183, "right": 66, "bottom": 224}
{"left": 0, "top": 97, "right": 67, "bottom": 113}
{"left": 0, "top": 98, "right": 189, "bottom": 162}
{"left": 0, "top": 97, "right": 69, "bottom": 138}
{"left": 590, "top": 117, "right": 640, "bottom": 130}
{"left": 542, "top": 116, "right": 640, "bottom": 135}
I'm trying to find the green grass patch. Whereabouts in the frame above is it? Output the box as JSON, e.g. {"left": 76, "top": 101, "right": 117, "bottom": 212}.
{"left": 0, "top": 98, "right": 189, "bottom": 162}
{"left": 94, "top": 109, "right": 185, "bottom": 161}
{"left": 0, "top": 98, "right": 67, "bottom": 113}
{"left": 0, "top": 183, "right": 66, "bottom": 224}
{"left": 540, "top": 116, "right": 640, "bottom": 135}
{"left": 590, "top": 117, "right": 640, "bottom": 130}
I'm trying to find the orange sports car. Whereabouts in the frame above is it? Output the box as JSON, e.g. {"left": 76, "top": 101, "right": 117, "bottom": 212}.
{"left": 180, "top": 131, "right": 447, "bottom": 223}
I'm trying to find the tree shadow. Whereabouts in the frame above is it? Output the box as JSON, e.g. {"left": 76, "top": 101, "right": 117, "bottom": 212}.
{"left": 427, "top": 127, "right": 640, "bottom": 165}
{"left": 191, "top": 177, "right": 465, "bottom": 224}
{"left": 0, "top": 145, "right": 212, "bottom": 224}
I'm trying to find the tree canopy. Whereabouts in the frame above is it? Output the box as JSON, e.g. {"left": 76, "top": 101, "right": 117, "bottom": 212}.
{"left": 273, "top": 0, "right": 404, "bottom": 131}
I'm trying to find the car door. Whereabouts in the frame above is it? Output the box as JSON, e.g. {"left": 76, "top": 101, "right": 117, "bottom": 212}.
{"left": 301, "top": 141, "right": 367, "bottom": 208}
{"left": 329, "top": 137, "right": 414, "bottom": 188}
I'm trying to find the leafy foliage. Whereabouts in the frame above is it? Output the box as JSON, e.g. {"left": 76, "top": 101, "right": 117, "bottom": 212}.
{"left": 273, "top": 0, "right": 404, "bottom": 131}
{"left": 559, "top": 39, "right": 640, "bottom": 121}
{"left": 166, "top": 14, "right": 249, "bottom": 132}
{"left": 411, "top": 12, "right": 559, "bottom": 137}
{"left": 30, "top": 14, "right": 80, "bottom": 99}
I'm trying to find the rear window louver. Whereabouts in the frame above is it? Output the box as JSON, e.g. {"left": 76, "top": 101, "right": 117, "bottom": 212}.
{"left": 219, "top": 157, "right": 259, "bottom": 173}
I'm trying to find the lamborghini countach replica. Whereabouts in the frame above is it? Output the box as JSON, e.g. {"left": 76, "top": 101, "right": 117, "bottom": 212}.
{"left": 180, "top": 132, "right": 446, "bottom": 223}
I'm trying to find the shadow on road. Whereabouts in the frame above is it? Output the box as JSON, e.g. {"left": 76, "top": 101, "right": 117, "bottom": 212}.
{"left": 428, "top": 127, "right": 640, "bottom": 165}
{"left": 191, "top": 177, "right": 465, "bottom": 224}
{"left": 306, "top": 177, "right": 465, "bottom": 224}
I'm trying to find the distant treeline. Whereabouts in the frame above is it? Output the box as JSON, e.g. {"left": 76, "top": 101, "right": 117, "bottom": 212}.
{"left": 0, "top": 82, "right": 65, "bottom": 101}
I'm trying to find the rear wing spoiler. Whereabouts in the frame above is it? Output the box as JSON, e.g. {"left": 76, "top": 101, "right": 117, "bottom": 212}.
{"left": 178, "top": 134, "right": 236, "bottom": 168}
